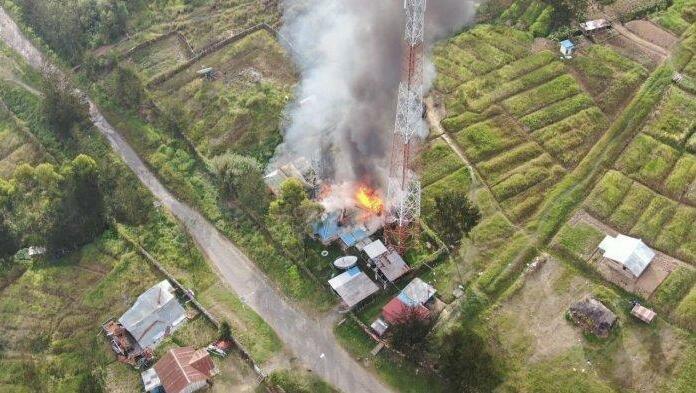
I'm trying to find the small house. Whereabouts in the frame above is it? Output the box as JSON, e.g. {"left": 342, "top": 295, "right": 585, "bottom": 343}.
{"left": 560, "top": 40, "right": 575, "bottom": 57}
{"left": 119, "top": 280, "right": 187, "bottom": 350}
{"left": 263, "top": 157, "right": 317, "bottom": 196}
{"left": 374, "top": 278, "right": 436, "bottom": 332}
{"left": 631, "top": 303, "right": 657, "bottom": 324}
{"left": 328, "top": 267, "right": 380, "bottom": 308}
{"left": 598, "top": 234, "right": 655, "bottom": 278}
{"left": 580, "top": 19, "right": 610, "bottom": 35}
{"left": 363, "top": 239, "right": 410, "bottom": 283}
{"left": 381, "top": 297, "right": 430, "bottom": 325}
{"left": 151, "top": 347, "right": 219, "bottom": 393}
{"left": 569, "top": 297, "right": 617, "bottom": 338}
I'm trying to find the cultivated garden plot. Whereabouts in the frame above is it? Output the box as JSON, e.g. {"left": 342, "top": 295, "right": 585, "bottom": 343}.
{"left": 651, "top": 0, "right": 696, "bottom": 35}
{"left": 566, "top": 44, "right": 649, "bottom": 115}
{"left": 126, "top": 33, "right": 192, "bottom": 80}
{"left": 0, "top": 104, "right": 43, "bottom": 177}
{"left": 151, "top": 30, "right": 296, "bottom": 163}
{"left": 640, "top": 86, "right": 696, "bottom": 152}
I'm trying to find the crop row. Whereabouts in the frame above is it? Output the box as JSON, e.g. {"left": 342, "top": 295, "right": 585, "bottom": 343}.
{"left": 532, "top": 107, "right": 608, "bottom": 168}
{"left": 642, "top": 86, "right": 696, "bottom": 150}
{"left": 616, "top": 132, "right": 696, "bottom": 204}
{"left": 417, "top": 139, "right": 464, "bottom": 186}
{"left": 501, "top": 74, "right": 582, "bottom": 117}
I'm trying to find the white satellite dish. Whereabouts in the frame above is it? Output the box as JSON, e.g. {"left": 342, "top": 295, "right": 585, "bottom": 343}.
{"left": 333, "top": 256, "right": 358, "bottom": 270}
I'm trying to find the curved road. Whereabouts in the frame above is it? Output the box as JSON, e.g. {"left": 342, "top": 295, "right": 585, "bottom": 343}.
{"left": 0, "top": 7, "right": 391, "bottom": 393}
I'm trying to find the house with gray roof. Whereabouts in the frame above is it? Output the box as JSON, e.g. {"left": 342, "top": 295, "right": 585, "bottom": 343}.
{"left": 119, "top": 280, "right": 187, "bottom": 350}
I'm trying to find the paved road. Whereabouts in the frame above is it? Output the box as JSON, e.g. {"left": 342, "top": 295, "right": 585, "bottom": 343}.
{"left": 0, "top": 7, "right": 392, "bottom": 393}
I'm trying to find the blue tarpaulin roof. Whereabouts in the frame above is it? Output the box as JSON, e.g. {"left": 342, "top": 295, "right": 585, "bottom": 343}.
{"left": 339, "top": 227, "right": 369, "bottom": 247}
{"left": 560, "top": 40, "right": 574, "bottom": 49}
{"left": 313, "top": 212, "right": 341, "bottom": 242}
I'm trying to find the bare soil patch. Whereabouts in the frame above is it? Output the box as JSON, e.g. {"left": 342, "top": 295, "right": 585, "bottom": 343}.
{"left": 492, "top": 258, "right": 590, "bottom": 363}
{"left": 606, "top": 35, "right": 662, "bottom": 70}
{"left": 625, "top": 20, "right": 678, "bottom": 50}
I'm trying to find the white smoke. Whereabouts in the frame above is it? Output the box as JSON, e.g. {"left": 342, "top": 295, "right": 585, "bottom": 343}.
{"left": 274, "top": 0, "right": 475, "bottom": 188}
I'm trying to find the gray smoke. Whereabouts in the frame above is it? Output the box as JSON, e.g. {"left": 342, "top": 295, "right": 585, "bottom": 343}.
{"left": 274, "top": 0, "right": 475, "bottom": 187}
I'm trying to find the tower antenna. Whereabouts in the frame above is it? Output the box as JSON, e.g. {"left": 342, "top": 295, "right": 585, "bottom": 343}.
{"left": 385, "top": 0, "right": 426, "bottom": 253}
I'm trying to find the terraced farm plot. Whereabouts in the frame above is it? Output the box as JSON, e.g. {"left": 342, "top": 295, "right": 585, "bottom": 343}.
{"left": 567, "top": 45, "right": 649, "bottom": 114}
{"left": 498, "top": 0, "right": 554, "bottom": 37}
{"left": 415, "top": 138, "right": 464, "bottom": 187}
{"left": 433, "top": 25, "right": 620, "bottom": 223}
{"left": 641, "top": 86, "right": 696, "bottom": 151}
{"left": 152, "top": 30, "right": 296, "bottom": 162}
{"left": 584, "top": 170, "right": 696, "bottom": 264}
{"left": 652, "top": 0, "right": 696, "bottom": 35}
{"left": 126, "top": 33, "right": 191, "bottom": 80}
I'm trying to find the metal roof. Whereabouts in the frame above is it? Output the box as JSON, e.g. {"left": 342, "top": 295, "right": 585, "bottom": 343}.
{"left": 376, "top": 250, "right": 410, "bottom": 282}
{"left": 598, "top": 234, "right": 655, "bottom": 277}
{"left": 364, "top": 239, "right": 389, "bottom": 259}
{"left": 328, "top": 267, "right": 379, "bottom": 307}
{"left": 631, "top": 303, "right": 657, "bottom": 323}
{"left": 398, "top": 278, "right": 436, "bottom": 307}
{"left": 560, "top": 39, "right": 574, "bottom": 49}
{"left": 382, "top": 297, "right": 430, "bottom": 325}
{"left": 313, "top": 212, "right": 341, "bottom": 243}
{"left": 154, "top": 347, "right": 217, "bottom": 393}
{"left": 119, "top": 280, "right": 187, "bottom": 350}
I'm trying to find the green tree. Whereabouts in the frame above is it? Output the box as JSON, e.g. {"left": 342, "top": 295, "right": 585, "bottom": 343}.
{"left": 218, "top": 320, "right": 232, "bottom": 341}
{"left": 211, "top": 152, "right": 269, "bottom": 216}
{"left": 437, "top": 325, "right": 502, "bottom": 393}
{"left": 0, "top": 217, "right": 20, "bottom": 260}
{"left": 267, "top": 178, "right": 323, "bottom": 258}
{"left": 431, "top": 190, "right": 481, "bottom": 246}
{"left": 41, "top": 73, "right": 88, "bottom": 139}
{"left": 269, "top": 178, "right": 323, "bottom": 235}
{"left": 45, "top": 155, "right": 106, "bottom": 254}
{"left": 103, "top": 164, "right": 152, "bottom": 226}
{"left": 388, "top": 307, "right": 431, "bottom": 355}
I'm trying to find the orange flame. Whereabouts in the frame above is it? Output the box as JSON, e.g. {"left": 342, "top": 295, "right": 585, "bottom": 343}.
{"left": 356, "top": 186, "right": 384, "bottom": 214}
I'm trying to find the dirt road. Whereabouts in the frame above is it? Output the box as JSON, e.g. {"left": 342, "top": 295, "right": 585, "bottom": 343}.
{"left": 0, "top": 6, "right": 391, "bottom": 393}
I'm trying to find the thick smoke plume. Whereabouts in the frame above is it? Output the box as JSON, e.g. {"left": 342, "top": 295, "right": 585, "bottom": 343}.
{"left": 274, "top": 0, "right": 475, "bottom": 188}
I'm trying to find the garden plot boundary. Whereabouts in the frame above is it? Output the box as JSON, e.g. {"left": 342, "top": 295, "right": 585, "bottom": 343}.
{"left": 146, "top": 23, "right": 288, "bottom": 88}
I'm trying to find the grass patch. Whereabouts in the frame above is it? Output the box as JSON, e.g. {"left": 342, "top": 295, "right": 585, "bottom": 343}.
{"left": 334, "top": 318, "right": 447, "bottom": 393}
{"left": 555, "top": 222, "right": 604, "bottom": 259}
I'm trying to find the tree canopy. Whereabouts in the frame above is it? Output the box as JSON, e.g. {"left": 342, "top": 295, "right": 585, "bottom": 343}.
{"left": 211, "top": 152, "right": 269, "bottom": 216}
{"left": 431, "top": 189, "right": 481, "bottom": 245}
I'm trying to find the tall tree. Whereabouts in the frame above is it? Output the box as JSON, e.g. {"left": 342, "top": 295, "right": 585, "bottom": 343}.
{"left": 388, "top": 307, "right": 431, "bottom": 355}
{"left": 431, "top": 189, "right": 481, "bottom": 246}
{"left": 45, "top": 155, "right": 106, "bottom": 254}
{"left": 267, "top": 178, "right": 323, "bottom": 257}
{"left": 211, "top": 152, "right": 269, "bottom": 216}
{"left": 41, "top": 73, "right": 88, "bottom": 139}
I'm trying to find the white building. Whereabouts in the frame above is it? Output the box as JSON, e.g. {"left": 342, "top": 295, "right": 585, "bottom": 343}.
{"left": 598, "top": 234, "right": 656, "bottom": 278}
